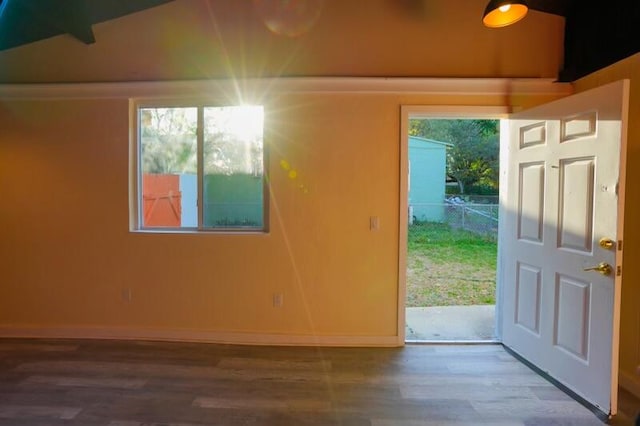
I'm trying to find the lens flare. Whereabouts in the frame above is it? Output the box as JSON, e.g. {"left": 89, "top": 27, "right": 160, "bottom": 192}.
{"left": 253, "top": 0, "right": 325, "bottom": 37}
{"left": 280, "top": 159, "right": 291, "bottom": 170}
{"left": 280, "top": 159, "right": 308, "bottom": 192}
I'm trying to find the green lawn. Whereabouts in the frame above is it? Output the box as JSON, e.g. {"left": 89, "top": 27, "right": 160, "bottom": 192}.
{"left": 407, "top": 221, "right": 497, "bottom": 307}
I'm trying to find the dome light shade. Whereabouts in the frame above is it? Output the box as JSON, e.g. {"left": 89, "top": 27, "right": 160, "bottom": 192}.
{"left": 483, "top": 0, "right": 529, "bottom": 28}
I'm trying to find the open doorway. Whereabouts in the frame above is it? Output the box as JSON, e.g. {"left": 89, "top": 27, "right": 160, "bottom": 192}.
{"left": 399, "top": 106, "right": 509, "bottom": 343}
{"left": 397, "top": 82, "right": 628, "bottom": 416}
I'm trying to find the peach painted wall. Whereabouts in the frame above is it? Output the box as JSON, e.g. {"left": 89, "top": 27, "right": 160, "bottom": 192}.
{"left": 0, "top": 0, "right": 569, "bottom": 343}
{"left": 0, "top": 89, "right": 564, "bottom": 342}
{"left": 573, "top": 53, "right": 640, "bottom": 396}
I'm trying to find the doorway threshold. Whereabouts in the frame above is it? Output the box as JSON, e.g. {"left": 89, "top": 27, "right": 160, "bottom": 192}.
{"left": 406, "top": 339, "right": 501, "bottom": 345}
{"left": 405, "top": 305, "right": 496, "bottom": 342}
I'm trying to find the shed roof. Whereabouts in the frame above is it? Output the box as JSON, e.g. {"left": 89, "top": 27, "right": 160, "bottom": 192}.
{"left": 408, "top": 135, "right": 453, "bottom": 148}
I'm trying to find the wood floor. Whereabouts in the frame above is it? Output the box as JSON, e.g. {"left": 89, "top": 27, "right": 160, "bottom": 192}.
{"left": 0, "top": 338, "right": 637, "bottom": 425}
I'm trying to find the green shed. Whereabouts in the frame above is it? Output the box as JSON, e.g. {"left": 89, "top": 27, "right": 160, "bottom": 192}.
{"left": 408, "top": 136, "right": 452, "bottom": 222}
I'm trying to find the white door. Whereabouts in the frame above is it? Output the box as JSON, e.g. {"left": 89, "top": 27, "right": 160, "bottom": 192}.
{"left": 501, "top": 80, "right": 629, "bottom": 416}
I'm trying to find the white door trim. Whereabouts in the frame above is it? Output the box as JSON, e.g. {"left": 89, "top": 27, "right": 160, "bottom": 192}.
{"left": 398, "top": 106, "right": 510, "bottom": 345}
{"left": 612, "top": 80, "right": 631, "bottom": 413}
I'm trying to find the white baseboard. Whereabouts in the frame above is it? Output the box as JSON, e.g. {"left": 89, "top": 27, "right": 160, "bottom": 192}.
{"left": 619, "top": 368, "right": 640, "bottom": 398}
{"left": 0, "top": 325, "right": 401, "bottom": 347}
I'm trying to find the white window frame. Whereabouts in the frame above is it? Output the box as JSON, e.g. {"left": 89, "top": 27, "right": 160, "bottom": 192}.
{"left": 131, "top": 99, "right": 269, "bottom": 233}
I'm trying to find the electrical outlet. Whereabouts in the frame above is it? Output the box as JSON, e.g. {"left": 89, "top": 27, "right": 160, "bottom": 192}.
{"left": 370, "top": 216, "right": 380, "bottom": 231}
{"left": 272, "top": 292, "right": 283, "bottom": 308}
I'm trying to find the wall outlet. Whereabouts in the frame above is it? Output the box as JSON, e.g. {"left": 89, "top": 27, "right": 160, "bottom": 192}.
{"left": 370, "top": 216, "right": 380, "bottom": 231}
{"left": 121, "top": 288, "right": 132, "bottom": 303}
{"left": 272, "top": 292, "right": 283, "bottom": 308}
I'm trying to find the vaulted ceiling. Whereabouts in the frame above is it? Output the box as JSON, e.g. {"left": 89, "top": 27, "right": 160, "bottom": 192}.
{"left": 0, "top": 0, "right": 637, "bottom": 82}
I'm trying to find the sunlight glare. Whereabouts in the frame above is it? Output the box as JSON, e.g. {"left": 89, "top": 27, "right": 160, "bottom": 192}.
{"left": 219, "top": 105, "right": 264, "bottom": 141}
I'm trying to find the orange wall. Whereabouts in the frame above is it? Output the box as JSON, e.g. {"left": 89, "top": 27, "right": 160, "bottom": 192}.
{"left": 0, "top": 0, "right": 569, "bottom": 343}
{"left": 0, "top": 95, "right": 401, "bottom": 336}
{"left": 0, "top": 88, "right": 565, "bottom": 342}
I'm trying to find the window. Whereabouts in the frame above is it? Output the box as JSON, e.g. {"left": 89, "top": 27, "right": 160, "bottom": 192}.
{"left": 137, "top": 105, "right": 267, "bottom": 231}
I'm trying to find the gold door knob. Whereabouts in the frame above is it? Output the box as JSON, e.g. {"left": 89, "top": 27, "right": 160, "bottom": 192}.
{"left": 583, "top": 262, "right": 613, "bottom": 276}
{"left": 599, "top": 238, "right": 615, "bottom": 250}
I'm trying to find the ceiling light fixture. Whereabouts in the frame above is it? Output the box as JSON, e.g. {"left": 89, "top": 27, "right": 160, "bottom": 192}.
{"left": 483, "top": 0, "right": 529, "bottom": 28}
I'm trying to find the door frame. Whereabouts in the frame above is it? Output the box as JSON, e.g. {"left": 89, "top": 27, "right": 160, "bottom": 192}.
{"left": 398, "top": 106, "right": 509, "bottom": 344}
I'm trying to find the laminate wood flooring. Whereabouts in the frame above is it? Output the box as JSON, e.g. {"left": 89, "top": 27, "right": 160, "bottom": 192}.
{"left": 0, "top": 338, "right": 636, "bottom": 425}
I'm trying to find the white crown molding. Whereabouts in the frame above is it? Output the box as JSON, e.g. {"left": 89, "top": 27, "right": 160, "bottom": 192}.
{"left": 0, "top": 326, "right": 401, "bottom": 347}
{"left": 0, "top": 77, "right": 573, "bottom": 100}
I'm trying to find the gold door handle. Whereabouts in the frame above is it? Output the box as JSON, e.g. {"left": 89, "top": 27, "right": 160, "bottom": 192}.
{"left": 583, "top": 262, "right": 612, "bottom": 276}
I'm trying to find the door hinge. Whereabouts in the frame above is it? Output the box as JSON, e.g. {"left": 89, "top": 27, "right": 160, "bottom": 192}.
{"left": 617, "top": 265, "right": 622, "bottom": 276}
{"left": 618, "top": 240, "right": 623, "bottom": 251}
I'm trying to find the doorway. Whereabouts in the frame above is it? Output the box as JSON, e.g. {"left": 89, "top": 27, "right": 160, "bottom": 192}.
{"left": 398, "top": 81, "right": 628, "bottom": 416}
{"left": 399, "top": 106, "right": 509, "bottom": 343}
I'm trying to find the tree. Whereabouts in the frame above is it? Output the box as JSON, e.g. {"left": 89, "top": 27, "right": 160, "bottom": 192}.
{"left": 409, "top": 118, "right": 499, "bottom": 194}
{"left": 203, "top": 106, "right": 264, "bottom": 177}
{"left": 140, "top": 108, "right": 198, "bottom": 174}
{"left": 140, "top": 106, "right": 264, "bottom": 177}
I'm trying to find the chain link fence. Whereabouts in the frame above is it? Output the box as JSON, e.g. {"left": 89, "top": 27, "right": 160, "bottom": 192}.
{"left": 409, "top": 201, "right": 499, "bottom": 239}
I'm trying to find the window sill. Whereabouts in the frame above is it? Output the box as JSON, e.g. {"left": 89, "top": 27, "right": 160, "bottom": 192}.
{"left": 130, "top": 228, "right": 269, "bottom": 236}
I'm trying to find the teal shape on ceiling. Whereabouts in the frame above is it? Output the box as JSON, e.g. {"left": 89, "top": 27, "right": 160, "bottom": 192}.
{"left": 0, "top": 0, "right": 174, "bottom": 51}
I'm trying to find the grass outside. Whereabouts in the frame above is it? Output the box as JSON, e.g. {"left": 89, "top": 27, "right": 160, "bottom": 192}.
{"left": 407, "top": 221, "right": 497, "bottom": 307}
